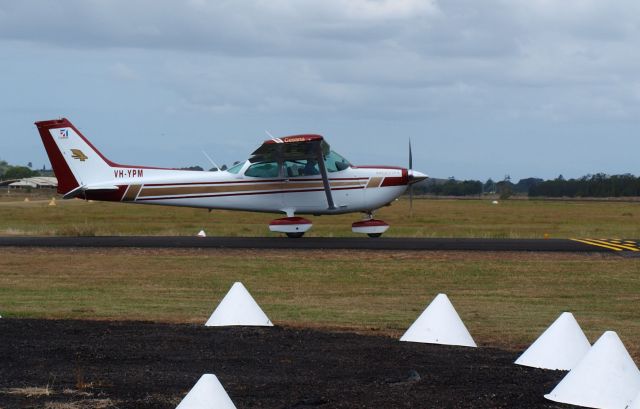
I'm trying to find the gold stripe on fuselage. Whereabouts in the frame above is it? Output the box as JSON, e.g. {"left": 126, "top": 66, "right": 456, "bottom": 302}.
{"left": 122, "top": 184, "right": 142, "bottom": 202}
{"left": 137, "top": 180, "right": 365, "bottom": 198}
{"left": 366, "top": 177, "right": 383, "bottom": 188}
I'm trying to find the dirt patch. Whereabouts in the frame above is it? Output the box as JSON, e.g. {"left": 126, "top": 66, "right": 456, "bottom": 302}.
{"left": 0, "top": 319, "right": 568, "bottom": 408}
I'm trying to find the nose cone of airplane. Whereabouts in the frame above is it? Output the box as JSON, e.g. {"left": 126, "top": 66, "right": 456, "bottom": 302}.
{"left": 408, "top": 169, "right": 428, "bottom": 185}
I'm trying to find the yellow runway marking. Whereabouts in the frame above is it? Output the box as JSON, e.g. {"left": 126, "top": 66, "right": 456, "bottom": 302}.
{"left": 571, "top": 238, "right": 640, "bottom": 252}
{"left": 572, "top": 239, "right": 623, "bottom": 251}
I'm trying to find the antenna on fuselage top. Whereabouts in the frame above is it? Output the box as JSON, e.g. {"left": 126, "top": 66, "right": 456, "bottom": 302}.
{"left": 265, "top": 130, "right": 276, "bottom": 141}
{"left": 202, "top": 150, "right": 220, "bottom": 171}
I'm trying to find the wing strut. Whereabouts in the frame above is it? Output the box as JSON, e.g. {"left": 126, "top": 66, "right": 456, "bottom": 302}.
{"left": 315, "top": 142, "right": 336, "bottom": 210}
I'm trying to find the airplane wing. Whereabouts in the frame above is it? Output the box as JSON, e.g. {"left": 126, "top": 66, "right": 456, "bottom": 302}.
{"left": 250, "top": 135, "right": 330, "bottom": 162}
{"left": 251, "top": 135, "right": 335, "bottom": 210}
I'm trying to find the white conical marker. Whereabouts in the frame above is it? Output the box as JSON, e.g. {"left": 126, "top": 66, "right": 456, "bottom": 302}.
{"left": 545, "top": 331, "right": 640, "bottom": 409}
{"left": 205, "top": 282, "right": 273, "bottom": 327}
{"left": 515, "top": 312, "right": 591, "bottom": 370}
{"left": 197, "top": 230, "right": 206, "bottom": 238}
{"left": 400, "top": 293, "right": 477, "bottom": 347}
{"left": 176, "top": 374, "right": 236, "bottom": 409}
{"left": 627, "top": 391, "right": 640, "bottom": 409}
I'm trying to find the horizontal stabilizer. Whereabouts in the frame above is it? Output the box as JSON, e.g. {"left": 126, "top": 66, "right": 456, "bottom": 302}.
{"left": 62, "top": 184, "right": 120, "bottom": 199}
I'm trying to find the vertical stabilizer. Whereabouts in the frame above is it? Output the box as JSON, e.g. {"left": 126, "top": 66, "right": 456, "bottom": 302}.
{"left": 35, "top": 118, "right": 114, "bottom": 195}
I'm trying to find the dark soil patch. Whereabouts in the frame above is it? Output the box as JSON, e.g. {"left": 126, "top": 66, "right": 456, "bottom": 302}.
{"left": 0, "top": 319, "right": 569, "bottom": 408}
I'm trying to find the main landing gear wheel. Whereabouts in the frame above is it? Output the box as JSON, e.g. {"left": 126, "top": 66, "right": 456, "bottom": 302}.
{"left": 352, "top": 218, "right": 390, "bottom": 238}
{"left": 269, "top": 217, "right": 313, "bottom": 238}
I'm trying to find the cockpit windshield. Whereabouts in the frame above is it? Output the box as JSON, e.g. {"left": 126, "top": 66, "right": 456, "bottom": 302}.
{"left": 226, "top": 161, "right": 245, "bottom": 174}
{"left": 241, "top": 150, "right": 351, "bottom": 178}
{"left": 323, "top": 150, "right": 351, "bottom": 172}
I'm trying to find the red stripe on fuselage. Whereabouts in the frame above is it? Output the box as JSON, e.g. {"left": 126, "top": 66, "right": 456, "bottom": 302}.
{"left": 381, "top": 169, "right": 409, "bottom": 187}
{"left": 135, "top": 186, "right": 365, "bottom": 201}
{"left": 142, "top": 177, "right": 369, "bottom": 187}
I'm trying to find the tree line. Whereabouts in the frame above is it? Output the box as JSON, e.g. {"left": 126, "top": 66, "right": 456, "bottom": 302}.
{"left": 4, "top": 158, "right": 640, "bottom": 198}
{"left": 0, "top": 160, "right": 41, "bottom": 180}
{"left": 416, "top": 174, "right": 640, "bottom": 198}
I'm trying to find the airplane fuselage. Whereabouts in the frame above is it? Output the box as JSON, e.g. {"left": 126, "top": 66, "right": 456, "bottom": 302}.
{"left": 83, "top": 163, "right": 409, "bottom": 215}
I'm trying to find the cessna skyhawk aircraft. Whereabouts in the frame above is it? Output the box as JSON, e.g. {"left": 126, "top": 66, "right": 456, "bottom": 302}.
{"left": 36, "top": 118, "right": 427, "bottom": 237}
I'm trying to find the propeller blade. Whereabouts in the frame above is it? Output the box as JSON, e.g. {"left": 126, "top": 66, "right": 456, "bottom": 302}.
{"left": 410, "top": 184, "right": 414, "bottom": 216}
{"left": 409, "top": 139, "right": 413, "bottom": 170}
{"left": 409, "top": 138, "right": 413, "bottom": 217}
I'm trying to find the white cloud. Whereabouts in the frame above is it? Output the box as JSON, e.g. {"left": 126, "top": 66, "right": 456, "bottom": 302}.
{"left": 2, "top": 0, "right": 640, "bottom": 179}
{"left": 108, "top": 62, "right": 138, "bottom": 81}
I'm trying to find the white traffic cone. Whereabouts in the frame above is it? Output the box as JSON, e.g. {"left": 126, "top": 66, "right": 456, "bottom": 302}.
{"left": 196, "top": 230, "right": 206, "bottom": 238}
{"left": 545, "top": 331, "right": 640, "bottom": 408}
{"left": 205, "top": 282, "right": 273, "bottom": 327}
{"left": 515, "top": 312, "right": 590, "bottom": 370}
{"left": 627, "top": 391, "right": 640, "bottom": 409}
{"left": 400, "top": 293, "right": 476, "bottom": 347}
{"left": 175, "top": 374, "right": 236, "bottom": 409}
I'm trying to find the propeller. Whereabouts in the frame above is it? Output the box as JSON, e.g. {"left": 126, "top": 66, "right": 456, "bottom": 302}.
{"left": 409, "top": 139, "right": 414, "bottom": 217}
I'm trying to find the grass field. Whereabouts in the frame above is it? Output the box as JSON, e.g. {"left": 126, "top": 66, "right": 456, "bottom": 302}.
{"left": 1, "top": 248, "right": 639, "bottom": 357}
{"left": 2, "top": 191, "right": 640, "bottom": 238}
{"left": 1, "top": 191, "right": 639, "bottom": 358}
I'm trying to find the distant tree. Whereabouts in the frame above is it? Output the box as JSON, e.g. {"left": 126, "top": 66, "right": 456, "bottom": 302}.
{"left": 0, "top": 160, "right": 9, "bottom": 177}
{"left": 497, "top": 175, "right": 514, "bottom": 200}
{"left": 220, "top": 164, "right": 228, "bottom": 171}
{"left": 179, "top": 166, "right": 204, "bottom": 171}
{"left": 483, "top": 178, "right": 496, "bottom": 194}
{"left": 421, "top": 178, "right": 482, "bottom": 196}
{"left": 4, "top": 166, "right": 38, "bottom": 179}
{"left": 27, "top": 162, "right": 32, "bottom": 168}
{"left": 514, "top": 178, "right": 544, "bottom": 194}
{"left": 529, "top": 173, "right": 640, "bottom": 198}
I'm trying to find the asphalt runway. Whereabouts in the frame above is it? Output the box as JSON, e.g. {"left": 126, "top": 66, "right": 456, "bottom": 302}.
{"left": 1, "top": 236, "right": 639, "bottom": 253}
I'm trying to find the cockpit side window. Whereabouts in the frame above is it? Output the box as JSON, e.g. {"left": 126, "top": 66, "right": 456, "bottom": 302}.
{"left": 283, "top": 151, "right": 351, "bottom": 177}
{"left": 284, "top": 160, "right": 319, "bottom": 177}
{"left": 245, "top": 161, "right": 280, "bottom": 178}
{"left": 324, "top": 151, "right": 351, "bottom": 172}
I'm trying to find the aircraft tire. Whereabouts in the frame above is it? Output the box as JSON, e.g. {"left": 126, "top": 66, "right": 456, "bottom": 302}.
{"left": 286, "top": 232, "right": 305, "bottom": 238}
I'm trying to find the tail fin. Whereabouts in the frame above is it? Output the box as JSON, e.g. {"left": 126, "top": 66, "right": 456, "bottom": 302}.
{"left": 35, "top": 118, "right": 114, "bottom": 195}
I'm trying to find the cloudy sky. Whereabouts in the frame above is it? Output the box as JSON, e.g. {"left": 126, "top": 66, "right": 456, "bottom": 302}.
{"left": 1, "top": 0, "right": 639, "bottom": 181}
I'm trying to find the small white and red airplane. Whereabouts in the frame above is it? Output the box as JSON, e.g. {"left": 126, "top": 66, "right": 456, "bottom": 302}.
{"left": 36, "top": 118, "right": 427, "bottom": 237}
